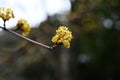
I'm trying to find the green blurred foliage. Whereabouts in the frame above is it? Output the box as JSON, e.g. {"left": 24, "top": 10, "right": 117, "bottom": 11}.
{"left": 0, "top": 0, "right": 120, "bottom": 80}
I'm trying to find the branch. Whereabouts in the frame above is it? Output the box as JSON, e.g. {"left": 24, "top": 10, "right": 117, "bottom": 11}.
{"left": 0, "top": 26, "right": 56, "bottom": 50}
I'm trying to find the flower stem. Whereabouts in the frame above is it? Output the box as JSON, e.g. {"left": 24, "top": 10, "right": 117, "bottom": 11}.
{"left": 7, "top": 29, "right": 54, "bottom": 49}
{"left": 3, "top": 20, "right": 6, "bottom": 29}
{"left": 0, "top": 26, "right": 55, "bottom": 50}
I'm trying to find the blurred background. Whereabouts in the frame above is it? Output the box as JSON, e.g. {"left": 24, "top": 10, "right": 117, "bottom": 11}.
{"left": 0, "top": 0, "right": 120, "bottom": 80}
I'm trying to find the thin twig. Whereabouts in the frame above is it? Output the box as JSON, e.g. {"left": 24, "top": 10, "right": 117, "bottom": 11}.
{"left": 3, "top": 20, "right": 6, "bottom": 29}
{"left": 0, "top": 26, "right": 55, "bottom": 50}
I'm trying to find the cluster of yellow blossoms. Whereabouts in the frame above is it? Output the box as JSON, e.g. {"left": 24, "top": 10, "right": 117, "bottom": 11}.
{"left": 17, "top": 19, "right": 31, "bottom": 36}
{"left": 52, "top": 26, "right": 73, "bottom": 48}
{"left": 0, "top": 7, "right": 15, "bottom": 21}
{"left": 0, "top": 7, "right": 31, "bottom": 36}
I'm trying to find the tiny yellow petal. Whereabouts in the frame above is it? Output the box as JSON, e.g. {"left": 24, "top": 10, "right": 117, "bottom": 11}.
{"left": 63, "top": 40, "right": 70, "bottom": 48}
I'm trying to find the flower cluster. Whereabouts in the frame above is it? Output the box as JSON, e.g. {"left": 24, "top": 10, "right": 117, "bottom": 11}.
{"left": 0, "top": 7, "right": 15, "bottom": 21}
{"left": 52, "top": 26, "right": 73, "bottom": 48}
{"left": 17, "top": 19, "right": 31, "bottom": 36}
{"left": 0, "top": 7, "right": 73, "bottom": 49}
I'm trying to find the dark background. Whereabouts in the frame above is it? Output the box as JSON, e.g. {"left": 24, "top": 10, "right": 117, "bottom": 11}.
{"left": 0, "top": 0, "right": 120, "bottom": 80}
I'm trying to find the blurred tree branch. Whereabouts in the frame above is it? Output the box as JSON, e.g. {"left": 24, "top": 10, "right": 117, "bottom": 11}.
{"left": 0, "top": 26, "right": 56, "bottom": 50}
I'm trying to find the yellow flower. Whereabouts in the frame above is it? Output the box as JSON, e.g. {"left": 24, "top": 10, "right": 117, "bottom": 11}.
{"left": 52, "top": 26, "right": 73, "bottom": 48}
{"left": 0, "top": 7, "right": 15, "bottom": 21}
{"left": 17, "top": 19, "right": 31, "bottom": 36}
